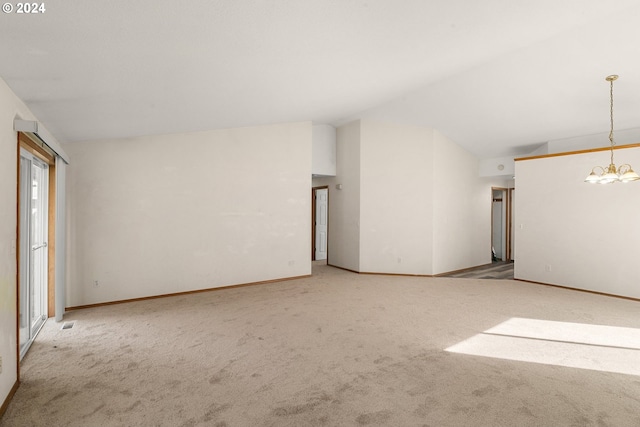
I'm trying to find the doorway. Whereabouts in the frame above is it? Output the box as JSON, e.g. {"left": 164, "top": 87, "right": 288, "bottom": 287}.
{"left": 491, "top": 187, "right": 512, "bottom": 262}
{"left": 17, "top": 133, "right": 57, "bottom": 361}
{"left": 311, "top": 186, "right": 328, "bottom": 262}
{"left": 18, "top": 149, "right": 49, "bottom": 359}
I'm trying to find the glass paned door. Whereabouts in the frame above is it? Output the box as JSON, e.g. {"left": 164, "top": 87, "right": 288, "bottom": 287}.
{"left": 19, "top": 149, "right": 48, "bottom": 359}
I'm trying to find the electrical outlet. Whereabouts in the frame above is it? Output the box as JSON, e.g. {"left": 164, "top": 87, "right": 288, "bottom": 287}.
{"left": 93, "top": 280, "right": 99, "bottom": 287}
{"left": 545, "top": 265, "right": 552, "bottom": 272}
{"left": 0, "top": 355, "right": 3, "bottom": 374}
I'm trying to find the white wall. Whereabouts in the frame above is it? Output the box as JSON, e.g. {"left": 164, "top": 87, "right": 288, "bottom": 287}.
{"left": 515, "top": 146, "right": 640, "bottom": 299}
{"left": 479, "top": 156, "right": 515, "bottom": 178}
{"left": 327, "top": 121, "right": 361, "bottom": 271}
{"left": 312, "top": 124, "right": 336, "bottom": 176}
{"left": 329, "top": 120, "right": 502, "bottom": 276}
{"left": 432, "top": 131, "right": 496, "bottom": 274}
{"left": 359, "top": 121, "right": 434, "bottom": 274}
{"left": 64, "top": 122, "right": 311, "bottom": 307}
{"left": 312, "top": 176, "right": 334, "bottom": 188}
{"left": 0, "top": 78, "right": 41, "bottom": 409}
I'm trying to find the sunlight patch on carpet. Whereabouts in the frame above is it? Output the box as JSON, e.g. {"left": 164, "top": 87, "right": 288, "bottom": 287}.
{"left": 446, "top": 318, "right": 640, "bottom": 376}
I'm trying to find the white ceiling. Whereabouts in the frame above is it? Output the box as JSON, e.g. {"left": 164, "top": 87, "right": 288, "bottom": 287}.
{"left": 2, "top": 0, "right": 640, "bottom": 158}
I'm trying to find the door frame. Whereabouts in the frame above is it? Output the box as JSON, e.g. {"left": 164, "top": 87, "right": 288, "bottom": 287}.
{"left": 16, "top": 132, "right": 56, "bottom": 366}
{"left": 508, "top": 188, "right": 515, "bottom": 261}
{"left": 491, "top": 187, "right": 512, "bottom": 261}
{"left": 311, "top": 186, "right": 329, "bottom": 261}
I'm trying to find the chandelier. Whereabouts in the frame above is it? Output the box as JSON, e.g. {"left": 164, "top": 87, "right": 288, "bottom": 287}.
{"left": 584, "top": 75, "right": 640, "bottom": 184}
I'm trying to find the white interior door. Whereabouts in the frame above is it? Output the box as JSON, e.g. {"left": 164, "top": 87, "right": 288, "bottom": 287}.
{"left": 492, "top": 189, "right": 507, "bottom": 261}
{"left": 19, "top": 149, "right": 48, "bottom": 359}
{"left": 314, "top": 188, "right": 328, "bottom": 260}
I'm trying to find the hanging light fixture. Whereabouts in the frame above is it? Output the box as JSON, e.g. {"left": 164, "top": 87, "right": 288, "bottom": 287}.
{"left": 584, "top": 75, "right": 640, "bottom": 184}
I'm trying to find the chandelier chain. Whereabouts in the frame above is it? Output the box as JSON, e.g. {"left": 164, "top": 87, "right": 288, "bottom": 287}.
{"left": 609, "top": 77, "right": 615, "bottom": 165}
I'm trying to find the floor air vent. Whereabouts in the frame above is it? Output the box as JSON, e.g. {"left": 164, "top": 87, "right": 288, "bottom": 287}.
{"left": 61, "top": 321, "right": 75, "bottom": 330}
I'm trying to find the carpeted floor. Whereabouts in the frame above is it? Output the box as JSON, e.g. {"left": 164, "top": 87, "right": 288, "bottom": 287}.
{"left": 2, "top": 264, "right": 639, "bottom": 427}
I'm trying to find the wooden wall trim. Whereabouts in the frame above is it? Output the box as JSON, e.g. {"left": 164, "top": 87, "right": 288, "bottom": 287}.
{"left": 18, "top": 133, "right": 54, "bottom": 165}
{"left": 434, "top": 262, "right": 495, "bottom": 277}
{"left": 327, "top": 264, "right": 360, "bottom": 274}
{"left": 327, "top": 263, "right": 434, "bottom": 277}
{"left": 359, "top": 271, "right": 433, "bottom": 278}
{"left": 47, "top": 163, "right": 56, "bottom": 316}
{"left": 65, "top": 274, "right": 312, "bottom": 311}
{"left": 515, "top": 278, "right": 640, "bottom": 302}
{"left": 515, "top": 142, "right": 640, "bottom": 162}
{"left": 0, "top": 381, "right": 19, "bottom": 419}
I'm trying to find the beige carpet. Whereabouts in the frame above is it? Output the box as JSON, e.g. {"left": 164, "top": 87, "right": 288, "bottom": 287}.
{"left": 2, "top": 264, "right": 640, "bottom": 427}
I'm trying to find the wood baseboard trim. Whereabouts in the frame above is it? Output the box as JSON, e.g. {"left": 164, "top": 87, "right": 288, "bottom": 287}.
{"left": 326, "top": 264, "right": 359, "bottom": 274}
{"left": 515, "top": 278, "right": 640, "bottom": 302}
{"left": 65, "top": 274, "right": 312, "bottom": 311}
{"left": 360, "top": 271, "right": 433, "bottom": 278}
{"left": 434, "top": 262, "right": 496, "bottom": 277}
{"left": 0, "top": 380, "right": 19, "bottom": 419}
{"left": 326, "top": 263, "right": 433, "bottom": 277}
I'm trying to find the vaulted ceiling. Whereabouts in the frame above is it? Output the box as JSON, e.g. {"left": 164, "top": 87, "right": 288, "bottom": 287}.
{"left": 2, "top": 0, "right": 640, "bottom": 158}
